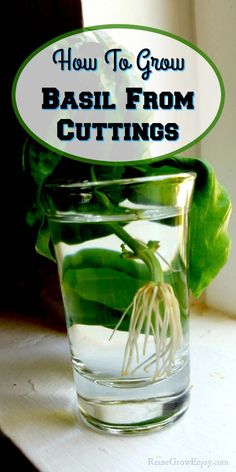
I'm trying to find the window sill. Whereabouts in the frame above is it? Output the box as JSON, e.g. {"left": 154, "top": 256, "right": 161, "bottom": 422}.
{"left": 0, "top": 307, "right": 235, "bottom": 471}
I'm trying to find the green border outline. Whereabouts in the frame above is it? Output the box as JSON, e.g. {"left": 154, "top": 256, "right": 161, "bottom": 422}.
{"left": 11, "top": 23, "right": 225, "bottom": 166}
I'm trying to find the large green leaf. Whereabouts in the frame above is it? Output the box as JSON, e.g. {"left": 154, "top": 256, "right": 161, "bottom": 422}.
{"left": 62, "top": 286, "right": 130, "bottom": 330}
{"left": 63, "top": 248, "right": 149, "bottom": 280}
{"left": 62, "top": 248, "right": 149, "bottom": 327}
{"left": 144, "top": 158, "right": 232, "bottom": 297}
{"left": 63, "top": 266, "right": 147, "bottom": 311}
{"left": 188, "top": 166, "right": 231, "bottom": 296}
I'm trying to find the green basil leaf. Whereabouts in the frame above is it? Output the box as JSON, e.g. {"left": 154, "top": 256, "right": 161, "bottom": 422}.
{"left": 188, "top": 165, "right": 231, "bottom": 297}
{"left": 63, "top": 266, "right": 147, "bottom": 311}
{"left": 63, "top": 248, "right": 149, "bottom": 280}
{"left": 147, "top": 157, "right": 232, "bottom": 297}
{"left": 62, "top": 287, "right": 130, "bottom": 330}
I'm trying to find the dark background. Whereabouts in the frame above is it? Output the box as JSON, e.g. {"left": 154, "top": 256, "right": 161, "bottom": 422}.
{"left": 1, "top": 1, "right": 83, "bottom": 467}
{"left": 1, "top": 0, "right": 83, "bottom": 313}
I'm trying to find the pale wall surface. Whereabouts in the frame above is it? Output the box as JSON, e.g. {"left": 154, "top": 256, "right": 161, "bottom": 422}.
{"left": 82, "top": 0, "right": 195, "bottom": 41}
{"left": 193, "top": 0, "right": 236, "bottom": 315}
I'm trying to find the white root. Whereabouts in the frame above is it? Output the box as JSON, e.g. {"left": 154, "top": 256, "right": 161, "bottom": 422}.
{"left": 110, "top": 281, "right": 183, "bottom": 380}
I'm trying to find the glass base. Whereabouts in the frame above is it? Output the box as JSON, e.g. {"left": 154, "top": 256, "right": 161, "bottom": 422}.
{"left": 77, "top": 388, "right": 190, "bottom": 435}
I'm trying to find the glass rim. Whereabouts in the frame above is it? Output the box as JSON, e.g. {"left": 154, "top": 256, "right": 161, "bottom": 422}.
{"left": 44, "top": 172, "right": 196, "bottom": 190}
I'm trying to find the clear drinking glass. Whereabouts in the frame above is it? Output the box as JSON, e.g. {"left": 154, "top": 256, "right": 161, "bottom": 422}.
{"left": 44, "top": 172, "right": 195, "bottom": 434}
